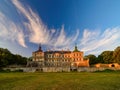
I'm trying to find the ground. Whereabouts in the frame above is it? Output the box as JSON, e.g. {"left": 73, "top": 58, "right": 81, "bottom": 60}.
{"left": 0, "top": 71, "right": 120, "bottom": 90}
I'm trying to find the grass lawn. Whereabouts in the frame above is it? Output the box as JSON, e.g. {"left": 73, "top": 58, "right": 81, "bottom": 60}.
{"left": 0, "top": 71, "right": 120, "bottom": 90}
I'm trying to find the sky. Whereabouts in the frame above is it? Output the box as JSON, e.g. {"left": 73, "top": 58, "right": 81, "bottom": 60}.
{"left": 0, "top": 0, "right": 120, "bottom": 57}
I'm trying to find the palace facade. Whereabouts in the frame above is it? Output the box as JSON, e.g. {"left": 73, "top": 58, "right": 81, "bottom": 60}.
{"left": 32, "top": 45, "right": 89, "bottom": 68}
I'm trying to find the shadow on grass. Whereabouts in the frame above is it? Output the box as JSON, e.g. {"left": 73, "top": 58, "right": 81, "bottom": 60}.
{"left": 94, "top": 69, "right": 120, "bottom": 73}
{"left": 0, "top": 69, "right": 23, "bottom": 73}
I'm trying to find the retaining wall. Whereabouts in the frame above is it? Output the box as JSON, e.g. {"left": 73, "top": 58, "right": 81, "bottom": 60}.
{"left": 3, "top": 67, "right": 120, "bottom": 72}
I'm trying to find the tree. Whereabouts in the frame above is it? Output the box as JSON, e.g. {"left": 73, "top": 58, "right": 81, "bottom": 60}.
{"left": 113, "top": 46, "right": 120, "bottom": 64}
{"left": 0, "top": 47, "right": 28, "bottom": 67}
{"left": 85, "top": 54, "right": 97, "bottom": 65}
{"left": 28, "top": 57, "right": 33, "bottom": 61}
{"left": 98, "top": 51, "right": 113, "bottom": 64}
{"left": 0, "top": 59, "right": 8, "bottom": 67}
{"left": 97, "top": 55, "right": 104, "bottom": 63}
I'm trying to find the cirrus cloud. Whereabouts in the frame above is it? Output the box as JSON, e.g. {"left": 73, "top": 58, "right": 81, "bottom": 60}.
{"left": 11, "top": 0, "right": 79, "bottom": 48}
{"left": 0, "top": 0, "right": 120, "bottom": 57}
{"left": 0, "top": 11, "right": 27, "bottom": 47}
{"left": 80, "top": 27, "right": 120, "bottom": 55}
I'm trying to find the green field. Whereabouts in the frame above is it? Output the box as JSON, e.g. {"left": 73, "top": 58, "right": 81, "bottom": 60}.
{"left": 0, "top": 71, "right": 120, "bottom": 90}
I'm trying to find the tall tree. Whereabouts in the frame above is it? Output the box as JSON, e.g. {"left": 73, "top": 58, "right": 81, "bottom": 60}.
{"left": 85, "top": 54, "right": 97, "bottom": 65}
{"left": 98, "top": 51, "right": 113, "bottom": 64}
{"left": 113, "top": 46, "right": 120, "bottom": 64}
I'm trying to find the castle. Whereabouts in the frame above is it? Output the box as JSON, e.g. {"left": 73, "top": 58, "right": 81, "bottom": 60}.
{"left": 31, "top": 45, "right": 89, "bottom": 69}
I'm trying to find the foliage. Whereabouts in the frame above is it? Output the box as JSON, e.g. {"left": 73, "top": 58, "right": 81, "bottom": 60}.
{"left": 113, "top": 46, "right": 120, "bottom": 64}
{"left": 0, "top": 48, "right": 28, "bottom": 67}
{"left": 98, "top": 51, "right": 113, "bottom": 64}
{"left": 0, "top": 69, "right": 23, "bottom": 73}
{"left": 87, "top": 46, "right": 120, "bottom": 65}
{"left": 28, "top": 57, "right": 32, "bottom": 61}
{"left": 97, "top": 55, "right": 104, "bottom": 63}
{"left": 85, "top": 54, "right": 97, "bottom": 65}
{"left": 94, "top": 69, "right": 116, "bottom": 73}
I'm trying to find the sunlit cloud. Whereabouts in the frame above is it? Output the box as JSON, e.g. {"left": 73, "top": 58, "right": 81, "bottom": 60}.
{"left": 13, "top": 0, "right": 51, "bottom": 44}
{"left": 1, "top": 0, "right": 120, "bottom": 56}
{"left": 54, "top": 26, "right": 79, "bottom": 47}
{"left": 12, "top": 0, "right": 79, "bottom": 48}
{"left": 80, "top": 27, "right": 120, "bottom": 55}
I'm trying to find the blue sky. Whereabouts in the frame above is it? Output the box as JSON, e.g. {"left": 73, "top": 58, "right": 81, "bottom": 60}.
{"left": 0, "top": 0, "right": 120, "bottom": 57}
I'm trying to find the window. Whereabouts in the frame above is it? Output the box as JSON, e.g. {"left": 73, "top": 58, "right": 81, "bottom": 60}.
{"left": 47, "top": 54, "right": 49, "bottom": 58}
{"left": 52, "top": 55, "right": 54, "bottom": 58}
{"left": 73, "top": 59, "right": 75, "bottom": 62}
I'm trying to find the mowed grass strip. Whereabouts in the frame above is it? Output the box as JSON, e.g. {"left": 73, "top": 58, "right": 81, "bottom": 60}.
{"left": 0, "top": 72, "right": 120, "bottom": 90}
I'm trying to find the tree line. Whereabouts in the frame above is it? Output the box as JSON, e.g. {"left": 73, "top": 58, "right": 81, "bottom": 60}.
{"left": 85, "top": 46, "right": 120, "bottom": 65}
{"left": 1, "top": 46, "right": 120, "bottom": 67}
{"left": 0, "top": 48, "right": 28, "bottom": 67}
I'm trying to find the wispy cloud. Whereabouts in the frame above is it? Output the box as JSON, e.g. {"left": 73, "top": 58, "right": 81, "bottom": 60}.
{"left": 12, "top": 0, "right": 79, "bottom": 48}
{"left": 80, "top": 27, "right": 120, "bottom": 55}
{"left": 0, "top": 12, "right": 27, "bottom": 47}
{"left": 12, "top": 0, "right": 50, "bottom": 44}
{"left": 1, "top": 0, "right": 120, "bottom": 56}
{"left": 54, "top": 26, "right": 79, "bottom": 48}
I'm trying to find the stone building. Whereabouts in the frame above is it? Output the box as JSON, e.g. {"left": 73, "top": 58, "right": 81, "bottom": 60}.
{"left": 71, "top": 46, "right": 89, "bottom": 67}
{"left": 32, "top": 45, "right": 44, "bottom": 62}
{"left": 44, "top": 50, "right": 72, "bottom": 67}
{"left": 32, "top": 45, "right": 44, "bottom": 67}
{"left": 31, "top": 45, "right": 89, "bottom": 68}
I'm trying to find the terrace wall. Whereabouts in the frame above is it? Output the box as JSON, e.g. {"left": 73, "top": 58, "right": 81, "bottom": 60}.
{"left": 3, "top": 67, "right": 120, "bottom": 72}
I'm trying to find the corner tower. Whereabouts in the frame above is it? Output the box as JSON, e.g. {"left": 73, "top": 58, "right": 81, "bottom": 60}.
{"left": 32, "top": 44, "right": 44, "bottom": 62}
{"left": 71, "top": 44, "right": 89, "bottom": 67}
{"left": 73, "top": 44, "right": 79, "bottom": 52}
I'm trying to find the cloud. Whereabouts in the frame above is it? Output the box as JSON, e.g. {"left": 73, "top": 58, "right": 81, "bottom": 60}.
{"left": 1, "top": 0, "right": 120, "bottom": 57}
{"left": 0, "top": 12, "right": 27, "bottom": 47}
{"left": 12, "top": 0, "right": 50, "bottom": 44}
{"left": 12, "top": 0, "right": 79, "bottom": 48}
{"left": 80, "top": 27, "right": 120, "bottom": 55}
{"left": 54, "top": 26, "right": 79, "bottom": 47}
